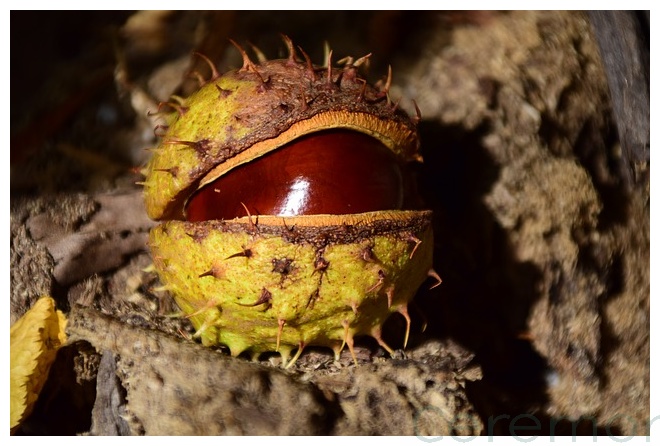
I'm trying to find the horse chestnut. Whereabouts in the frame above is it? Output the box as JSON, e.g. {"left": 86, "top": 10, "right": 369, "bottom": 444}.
{"left": 143, "top": 37, "right": 438, "bottom": 366}
{"left": 186, "top": 129, "right": 409, "bottom": 220}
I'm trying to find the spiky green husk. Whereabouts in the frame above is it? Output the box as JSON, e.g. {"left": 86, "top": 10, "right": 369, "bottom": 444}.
{"left": 143, "top": 58, "right": 419, "bottom": 221}
{"left": 143, "top": 46, "right": 433, "bottom": 365}
{"left": 149, "top": 211, "right": 432, "bottom": 362}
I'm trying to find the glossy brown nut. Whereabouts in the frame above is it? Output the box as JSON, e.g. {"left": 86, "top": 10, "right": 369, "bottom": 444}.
{"left": 186, "top": 130, "right": 407, "bottom": 221}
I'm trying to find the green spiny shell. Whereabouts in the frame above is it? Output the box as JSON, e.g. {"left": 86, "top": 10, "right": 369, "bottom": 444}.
{"left": 150, "top": 212, "right": 432, "bottom": 364}
{"left": 143, "top": 49, "right": 419, "bottom": 221}
{"left": 143, "top": 41, "right": 435, "bottom": 365}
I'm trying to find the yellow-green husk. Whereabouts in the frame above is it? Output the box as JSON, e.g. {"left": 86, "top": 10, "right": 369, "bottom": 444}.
{"left": 143, "top": 47, "right": 434, "bottom": 363}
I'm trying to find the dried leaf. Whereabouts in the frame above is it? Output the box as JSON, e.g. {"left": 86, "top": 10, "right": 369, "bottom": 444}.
{"left": 10, "top": 296, "right": 67, "bottom": 431}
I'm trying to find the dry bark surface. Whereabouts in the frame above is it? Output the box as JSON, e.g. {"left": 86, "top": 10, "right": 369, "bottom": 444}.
{"left": 10, "top": 11, "right": 648, "bottom": 436}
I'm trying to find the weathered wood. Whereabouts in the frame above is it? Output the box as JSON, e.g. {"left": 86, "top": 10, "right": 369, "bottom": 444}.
{"left": 589, "top": 11, "right": 650, "bottom": 187}
{"left": 90, "top": 351, "right": 132, "bottom": 436}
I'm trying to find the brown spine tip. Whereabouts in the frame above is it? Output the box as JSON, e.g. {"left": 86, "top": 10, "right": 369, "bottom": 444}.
{"left": 193, "top": 51, "right": 220, "bottom": 81}
{"left": 331, "top": 342, "right": 343, "bottom": 362}
{"left": 356, "top": 78, "right": 367, "bottom": 102}
{"left": 228, "top": 40, "right": 270, "bottom": 89}
{"left": 385, "top": 65, "right": 393, "bottom": 91}
{"left": 177, "top": 327, "right": 193, "bottom": 341}
{"left": 225, "top": 248, "right": 253, "bottom": 260}
{"left": 397, "top": 304, "right": 411, "bottom": 348}
{"left": 306, "top": 288, "right": 319, "bottom": 310}
{"left": 386, "top": 286, "right": 395, "bottom": 308}
{"left": 151, "top": 284, "right": 170, "bottom": 293}
{"left": 377, "top": 65, "right": 392, "bottom": 97}
{"left": 168, "top": 103, "right": 188, "bottom": 116}
{"left": 325, "top": 49, "right": 333, "bottom": 83}
{"left": 427, "top": 268, "right": 442, "bottom": 289}
{"left": 366, "top": 269, "right": 386, "bottom": 293}
{"left": 240, "top": 202, "right": 259, "bottom": 232}
{"left": 353, "top": 52, "right": 372, "bottom": 68}
{"left": 230, "top": 39, "right": 259, "bottom": 73}
{"left": 371, "top": 325, "right": 394, "bottom": 355}
{"left": 276, "top": 318, "right": 286, "bottom": 352}
{"left": 152, "top": 101, "right": 188, "bottom": 117}
{"left": 169, "top": 95, "right": 187, "bottom": 106}
{"left": 406, "top": 234, "right": 422, "bottom": 259}
{"left": 238, "top": 287, "right": 273, "bottom": 309}
{"left": 199, "top": 262, "right": 225, "bottom": 279}
{"left": 215, "top": 84, "right": 232, "bottom": 98}
{"left": 189, "top": 70, "right": 207, "bottom": 87}
{"left": 186, "top": 298, "right": 218, "bottom": 319}
{"left": 297, "top": 45, "right": 316, "bottom": 80}
{"left": 162, "top": 138, "right": 212, "bottom": 157}
{"left": 337, "top": 55, "right": 353, "bottom": 66}
{"left": 285, "top": 342, "right": 305, "bottom": 369}
{"left": 153, "top": 166, "right": 180, "bottom": 178}
{"left": 281, "top": 34, "right": 298, "bottom": 64}
{"left": 248, "top": 42, "right": 268, "bottom": 64}
{"left": 153, "top": 124, "right": 169, "bottom": 138}
{"left": 333, "top": 70, "right": 344, "bottom": 88}
{"left": 342, "top": 320, "right": 358, "bottom": 365}
{"left": 412, "top": 100, "right": 422, "bottom": 124}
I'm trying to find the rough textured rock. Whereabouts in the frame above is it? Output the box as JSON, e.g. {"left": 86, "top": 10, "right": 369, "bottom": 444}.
{"left": 60, "top": 305, "right": 480, "bottom": 435}
{"left": 67, "top": 306, "right": 332, "bottom": 435}
{"left": 392, "top": 10, "right": 648, "bottom": 434}
{"left": 10, "top": 10, "right": 648, "bottom": 436}
{"left": 314, "top": 340, "right": 483, "bottom": 436}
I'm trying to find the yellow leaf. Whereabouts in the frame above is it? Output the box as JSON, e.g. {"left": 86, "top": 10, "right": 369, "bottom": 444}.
{"left": 10, "top": 296, "right": 67, "bottom": 432}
